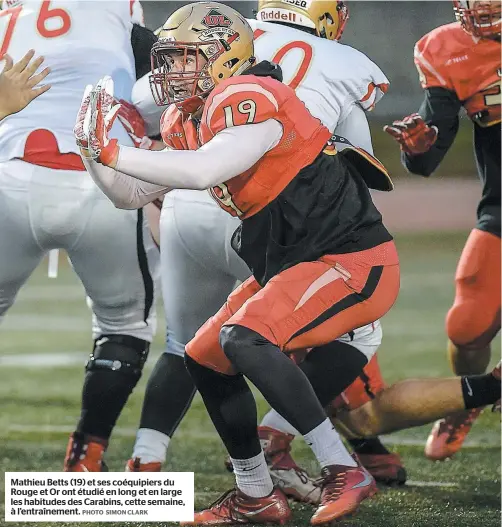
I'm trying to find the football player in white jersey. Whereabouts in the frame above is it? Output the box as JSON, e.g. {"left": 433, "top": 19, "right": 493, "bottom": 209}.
{"left": 0, "top": 0, "right": 160, "bottom": 472}
{"left": 0, "top": 49, "right": 50, "bottom": 120}
{"left": 122, "top": 0, "right": 405, "bottom": 495}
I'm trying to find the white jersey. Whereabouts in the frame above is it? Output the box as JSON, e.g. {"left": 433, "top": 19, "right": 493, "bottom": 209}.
{"left": 0, "top": 0, "right": 143, "bottom": 164}
{"left": 248, "top": 20, "right": 389, "bottom": 134}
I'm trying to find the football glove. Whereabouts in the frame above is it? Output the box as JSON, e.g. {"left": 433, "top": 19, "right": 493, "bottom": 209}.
{"left": 74, "top": 76, "right": 121, "bottom": 166}
{"left": 116, "top": 98, "right": 153, "bottom": 150}
{"left": 383, "top": 113, "right": 438, "bottom": 155}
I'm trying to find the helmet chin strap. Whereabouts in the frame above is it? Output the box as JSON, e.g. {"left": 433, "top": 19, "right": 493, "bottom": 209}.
{"left": 233, "top": 57, "right": 257, "bottom": 76}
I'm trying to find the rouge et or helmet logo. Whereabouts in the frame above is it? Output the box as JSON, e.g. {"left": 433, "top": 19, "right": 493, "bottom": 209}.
{"left": 202, "top": 9, "right": 232, "bottom": 28}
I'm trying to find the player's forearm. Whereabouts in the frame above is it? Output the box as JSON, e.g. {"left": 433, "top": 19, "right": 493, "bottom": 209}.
{"left": 83, "top": 156, "right": 169, "bottom": 209}
{"left": 114, "top": 119, "right": 283, "bottom": 190}
{"left": 403, "top": 88, "right": 460, "bottom": 177}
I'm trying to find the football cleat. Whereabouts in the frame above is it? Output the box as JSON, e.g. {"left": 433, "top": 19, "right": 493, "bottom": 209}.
{"left": 425, "top": 407, "right": 483, "bottom": 461}
{"left": 125, "top": 457, "right": 161, "bottom": 472}
{"left": 181, "top": 487, "right": 291, "bottom": 525}
{"left": 64, "top": 432, "right": 108, "bottom": 472}
{"left": 310, "top": 463, "right": 377, "bottom": 525}
{"left": 356, "top": 451, "right": 407, "bottom": 486}
{"left": 226, "top": 426, "right": 321, "bottom": 505}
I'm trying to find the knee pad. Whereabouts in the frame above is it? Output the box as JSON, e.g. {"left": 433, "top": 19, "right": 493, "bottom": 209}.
{"left": 219, "top": 325, "right": 271, "bottom": 367}
{"left": 86, "top": 334, "right": 150, "bottom": 379}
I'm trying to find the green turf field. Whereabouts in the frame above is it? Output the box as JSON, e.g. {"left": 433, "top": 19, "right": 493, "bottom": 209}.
{"left": 0, "top": 232, "right": 500, "bottom": 527}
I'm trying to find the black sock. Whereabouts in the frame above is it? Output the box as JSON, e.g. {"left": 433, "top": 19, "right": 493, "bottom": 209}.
{"left": 185, "top": 354, "right": 261, "bottom": 459}
{"left": 461, "top": 372, "right": 501, "bottom": 409}
{"left": 348, "top": 437, "right": 390, "bottom": 455}
{"left": 139, "top": 353, "right": 196, "bottom": 437}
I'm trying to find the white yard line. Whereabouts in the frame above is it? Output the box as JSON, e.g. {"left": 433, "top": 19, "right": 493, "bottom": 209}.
{"left": 0, "top": 353, "right": 87, "bottom": 367}
{"left": 406, "top": 480, "right": 459, "bottom": 488}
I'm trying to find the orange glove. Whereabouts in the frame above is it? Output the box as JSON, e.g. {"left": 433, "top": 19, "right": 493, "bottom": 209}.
{"left": 116, "top": 98, "right": 153, "bottom": 150}
{"left": 384, "top": 113, "right": 438, "bottom": 155}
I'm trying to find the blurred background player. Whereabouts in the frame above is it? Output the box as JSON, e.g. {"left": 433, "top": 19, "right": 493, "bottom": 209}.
{"left": 384, "top": 0, "right": 501, "bottom": 460}
{"left": 0, "top": 49, "right": 50, "bottom": 120}
{"left": 124, "top": 0, "right": 407, "bottom": 492}
{"left": 0, "top": 0, "right": 160, "bottom": 472}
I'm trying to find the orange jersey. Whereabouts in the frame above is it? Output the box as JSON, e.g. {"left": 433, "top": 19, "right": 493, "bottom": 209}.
{"left": 160, "top": 105, "right": 199, "bottom": 151}
{"left": 414, "top": 22, "right": 501, "bottom": 127}
{"left": 199, "top": 74, "right": 331, "bottom": 219}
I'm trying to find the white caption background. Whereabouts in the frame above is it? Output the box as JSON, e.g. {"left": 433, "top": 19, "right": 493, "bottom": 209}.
{"left": 5, "top": 472, "right": 194, "bottom": 522}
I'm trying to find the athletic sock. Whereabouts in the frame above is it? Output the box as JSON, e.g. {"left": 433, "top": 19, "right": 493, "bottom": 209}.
{"left": 461, "top": 372, "right": 501, "bottom": 409}
{"left": 348, "top": 437, "right": 391, "bottom": 455}
{"left": 131, "top": 428, "right": 170, "bottom": 464}
{"left": 304, "top": 418, "right": 357, "bottom": 468}
{"left": 260, "top": 409, "right": 299, "bottom": 436}
{"left": 231, "top": 451, "right": 274, "bottom": 498}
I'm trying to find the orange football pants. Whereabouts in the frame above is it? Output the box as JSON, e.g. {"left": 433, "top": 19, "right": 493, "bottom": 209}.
{"left": 446, "top": 228, "right": 501, "bottom": 347}
{"left": 186, "top": 241, "right": 400, "bottom": 375}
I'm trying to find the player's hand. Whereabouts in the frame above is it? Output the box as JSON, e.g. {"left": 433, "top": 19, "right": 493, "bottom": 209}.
{"left": 116, "top": 99, "right": 153, "bottom": 150}
{"left": 383, "top": 113, "right": 438, "bottom": 155}
{"left": 74, "top": 84, "right": 93, "bottom": 156}
{"left": 0, "top": 50, "right": 51, "bottom": 121}
{"left": 74, "top": 76, "right": 121, "bottom": 167}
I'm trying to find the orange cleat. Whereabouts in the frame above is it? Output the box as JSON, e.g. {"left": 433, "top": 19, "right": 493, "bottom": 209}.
{"left": 125, "top": 457, "right": 162, "bottom": 472}
{"left": 356, "top": 451, "right": 407, "bottom": 486}
{"left": 181, "top": 487, "right": 291, "bottom": 525}
{"left": 64, "top": 432, "right": 107, "bottom": 472}
{"left": 425, "top": 407, "right": 483, "bottom": 461}
{"left": 310, "top": 463, "right": 377, "bottom": 525}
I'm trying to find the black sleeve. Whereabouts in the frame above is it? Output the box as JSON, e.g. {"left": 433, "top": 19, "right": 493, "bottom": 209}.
{"left": 402, "top": 87, "right": 462, "bottom": 177}
{"left": 131, "top": 24, "right": 158, "bottom": 80}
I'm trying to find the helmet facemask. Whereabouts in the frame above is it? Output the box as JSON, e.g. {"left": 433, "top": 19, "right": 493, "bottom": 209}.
{"left": 453, "top": 0, "right": 501, "bottom": 39}
{"left": 150, "top": 40, "right": 221, "bottom": 110}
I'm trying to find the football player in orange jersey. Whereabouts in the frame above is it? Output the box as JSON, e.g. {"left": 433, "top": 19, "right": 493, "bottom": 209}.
{"left": 384, "top": 0, "right": 501, "bottom": 461}
{"left": 124, "top": 0, "right": 406, "bottom": 493}
{"left": 75, "top": 2, "right": 403, "bottom": 523}
{"left": 0, "top": 49, "right": 50, "bottom": 121}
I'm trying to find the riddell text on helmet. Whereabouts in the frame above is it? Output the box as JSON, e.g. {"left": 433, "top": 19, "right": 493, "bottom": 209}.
{"left": 259, "top": 10, "right": 299, "bottom": 23}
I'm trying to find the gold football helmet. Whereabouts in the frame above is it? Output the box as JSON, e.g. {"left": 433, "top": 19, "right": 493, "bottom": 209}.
{"left": 150, "top": 2, "right": 255, "bottom": 110}
{"left": 453, "top": 1, "right": 501, "bottom": 38}
{"left": 256, "top": 0, "right": 349, "bottom": 41}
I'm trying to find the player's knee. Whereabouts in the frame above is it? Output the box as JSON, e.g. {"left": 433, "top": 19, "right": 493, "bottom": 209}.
{"left": 165, "top": 331, "right": 186, "bottom": 358}
{"left": 86, "top": 334, "right": 150, "bottom": 381}
{"left": 344, "top": 402, "right": 382, "bottom": 437}
{"left": 446, "top": 299, "right": 494, "bottom": 347}
{"left": 220, "top": 324, "right": 269, "bottom": 367}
